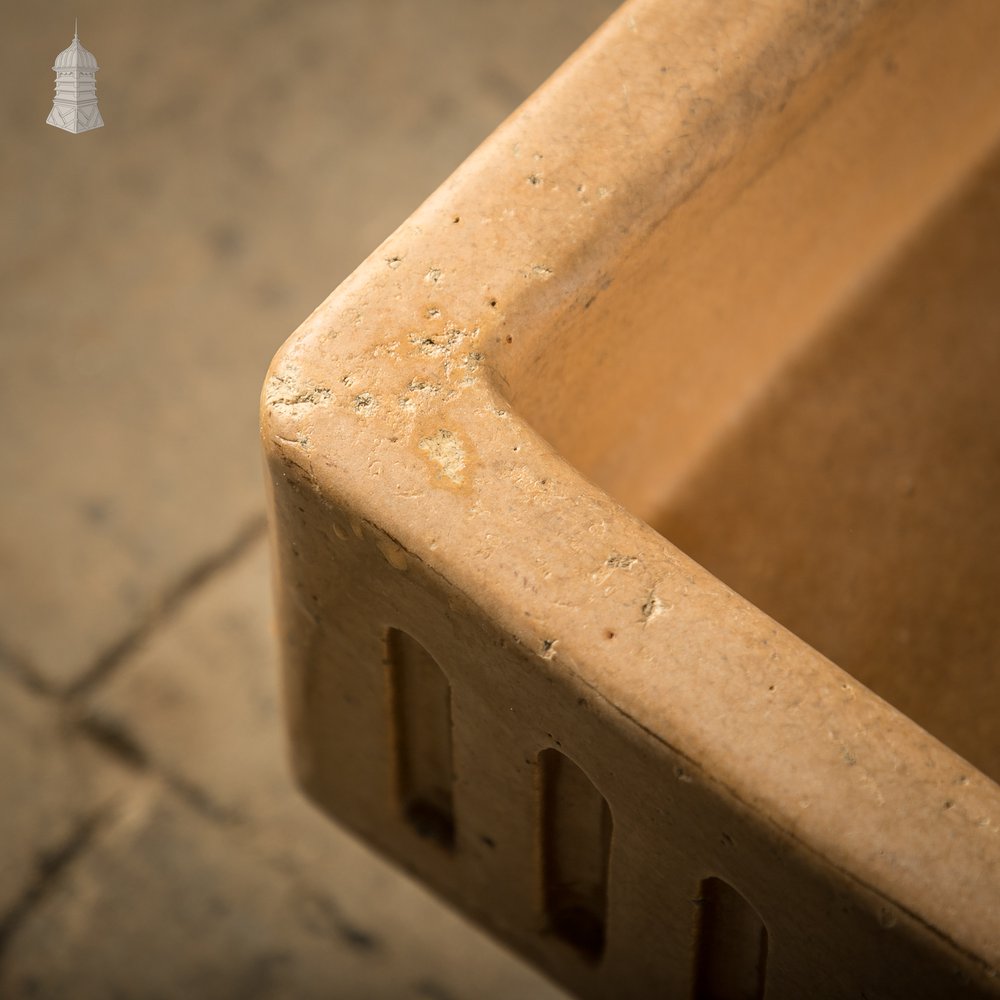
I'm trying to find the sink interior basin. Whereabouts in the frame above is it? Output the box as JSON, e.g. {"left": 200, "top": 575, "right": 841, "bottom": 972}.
{"left": 494, "top": 8, "right": 1000, "bottom": 781}
{"left": 650, "top": 157, "right": 1000, "bottom": 784}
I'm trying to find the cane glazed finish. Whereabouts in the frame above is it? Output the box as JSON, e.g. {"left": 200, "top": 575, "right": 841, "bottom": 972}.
{"left": 262, "top": 1, "right": 1000, "bottom": 996}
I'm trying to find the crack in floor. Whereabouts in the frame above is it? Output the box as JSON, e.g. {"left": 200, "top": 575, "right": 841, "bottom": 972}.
{"left": 73, "top": 708, "right": 243, "bottom": 826}
{"left": 65, "top": 514, "right": 268, "bottom": 700}
{"left": 0, "top": 638, "right": 56, "bottom": 699}
{"left": 0, "top": 514, "right": 270, "bottom": 947}
{"left": 1, "top": 515, "right": 268, "bottom": 705}
{"left": 0, "top": 809, "right": 109, "bottom": 968}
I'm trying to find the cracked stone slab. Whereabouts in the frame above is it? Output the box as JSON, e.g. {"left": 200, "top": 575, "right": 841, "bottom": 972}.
{"left": 3, "top": 784, "right": 551, "bottom": 1000}
{"left": 85, "top": 541, "right": 303, "bottom": 834}
{"left": 0, "top": 672, "right": 132, "bottom": 919}
{"left": 83, "top": 542, "right": 565, "bottom": 999}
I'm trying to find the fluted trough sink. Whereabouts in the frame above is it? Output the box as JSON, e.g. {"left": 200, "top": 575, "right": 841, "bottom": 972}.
{"left": 262, "top": 1, "right": 1000, "bottom": 996}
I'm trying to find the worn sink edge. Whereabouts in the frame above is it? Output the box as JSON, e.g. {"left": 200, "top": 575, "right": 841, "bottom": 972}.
{"left": 262, "top": 0, "right": 1000, "bottom": 978}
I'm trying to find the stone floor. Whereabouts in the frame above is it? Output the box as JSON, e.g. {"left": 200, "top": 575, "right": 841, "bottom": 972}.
{"left": 0, "top": 2, "right": 618, "bottom": 995}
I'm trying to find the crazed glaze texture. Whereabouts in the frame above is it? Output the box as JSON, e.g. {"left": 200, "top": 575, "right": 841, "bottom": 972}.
{"left": 262, "top": 0, "right": 1000, "bottom": 996}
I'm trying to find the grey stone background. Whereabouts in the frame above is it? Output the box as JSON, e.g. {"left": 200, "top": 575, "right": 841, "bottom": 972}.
{"left": 0, "top": 1, "right": 617, "bottom": 995}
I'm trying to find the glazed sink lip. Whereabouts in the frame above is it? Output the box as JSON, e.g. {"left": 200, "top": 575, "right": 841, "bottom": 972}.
{"left": 262, "top": 0, "right": 1000, "bottom": 973}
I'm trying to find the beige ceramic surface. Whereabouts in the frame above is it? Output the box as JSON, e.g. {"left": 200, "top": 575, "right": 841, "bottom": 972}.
{"left": 263, "top": 0, "right": 1000, "bottom": 996}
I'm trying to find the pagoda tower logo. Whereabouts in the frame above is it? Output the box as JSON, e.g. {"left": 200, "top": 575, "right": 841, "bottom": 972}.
{"left": 46, "top": 21, "right": 104, "bottom": 134}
